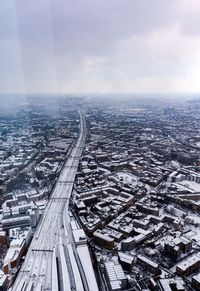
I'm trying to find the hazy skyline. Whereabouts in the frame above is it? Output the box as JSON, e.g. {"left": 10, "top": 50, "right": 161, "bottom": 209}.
{"left": 1, "top": 0, "right": 200, "bottom": 94}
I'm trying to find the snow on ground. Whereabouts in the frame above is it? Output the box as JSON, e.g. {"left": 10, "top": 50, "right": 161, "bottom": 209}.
{"left": 169, "top": 160, "right": 180, "bottom": 169}
{"left": 185, "top": 229, "right": 200, "bottom": 244}
{"left": 174, "top": 180, "right": 200, "bottom": 193}
{"left": 165, "top": 204, "right": 187, "bottom": 218}
{"left": 185, "top": 215, "right": 200, "bottom": 225}
{"left": 114, "top": 172, "right": 139, "bottom": 187}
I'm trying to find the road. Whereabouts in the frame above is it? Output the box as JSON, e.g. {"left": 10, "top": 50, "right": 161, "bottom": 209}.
{"left": 11, "top": 111, "right": 87, "bottom": 291}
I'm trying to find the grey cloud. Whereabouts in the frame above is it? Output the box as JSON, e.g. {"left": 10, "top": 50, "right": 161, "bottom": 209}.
{"left": 12, "top": 0, "right": 180, "bottom": 90}
{"left": 1, "top": 0, "right": 200, "bottom": 93}
{"left": 14, "top": 0, "right": 179, "bottom": 56}
{"left": 180, "top": 12, "right": 200, "bottom": 36}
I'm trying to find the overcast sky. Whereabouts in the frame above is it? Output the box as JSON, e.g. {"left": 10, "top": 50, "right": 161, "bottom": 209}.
{"left": 1, "top": 0, "right": 200, "bottom": 94}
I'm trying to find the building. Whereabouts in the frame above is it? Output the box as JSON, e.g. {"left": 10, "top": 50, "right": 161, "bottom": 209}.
{"left": 121, "top": 237, "right": 135, "bottom": 252}
{"left": 104, "top": 261, "right": 127, "bottom": 291}
{"left": 3, "top": 227, "right": 32, "bottom": 275}
{"left": 137, "top": 255, "right": 159, "bottom": 273}
{"left": 192, "top": 273, "right": 200, "bottom": 290}
{"left": 0, "top": 231, "right": 7, "bottom": 245}
{"left": 93, "top": 230, "right": 115, "bottom": 250}
{"left": 118, "top": 252, "right": 134, "bottom": 271}
{"left": 165, "top": 236, "right": 192, "bottom": 261}
{"left": 176, "top": 254, "right": 200, "bottom": 276}
{"left": 158, "top": 278, "right": 185, "bottom": 291}
{"left": 0, "top": 271, "right": 8, "bottom": 291}
{"left": 3, "top": 238, "right": 26, "bottom": 274}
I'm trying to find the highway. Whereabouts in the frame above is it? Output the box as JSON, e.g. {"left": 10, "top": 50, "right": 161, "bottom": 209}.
{"left": 11, "top": 111, "right": 90, "bottom": 291}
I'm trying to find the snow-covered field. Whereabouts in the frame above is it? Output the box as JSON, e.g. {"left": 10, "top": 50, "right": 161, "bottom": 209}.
{"left": 175, "top": 180, "right": 200, "bottom": 192}
{"left": 114, "top": 172, "right": 139, "bottom": 187}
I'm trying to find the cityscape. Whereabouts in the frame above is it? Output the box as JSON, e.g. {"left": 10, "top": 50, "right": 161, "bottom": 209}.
{"left": 2, "top": 0, "right": 200, "bottom": 290}
{"left": 0, "top": 95, "right": 199, "bottom": 290}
